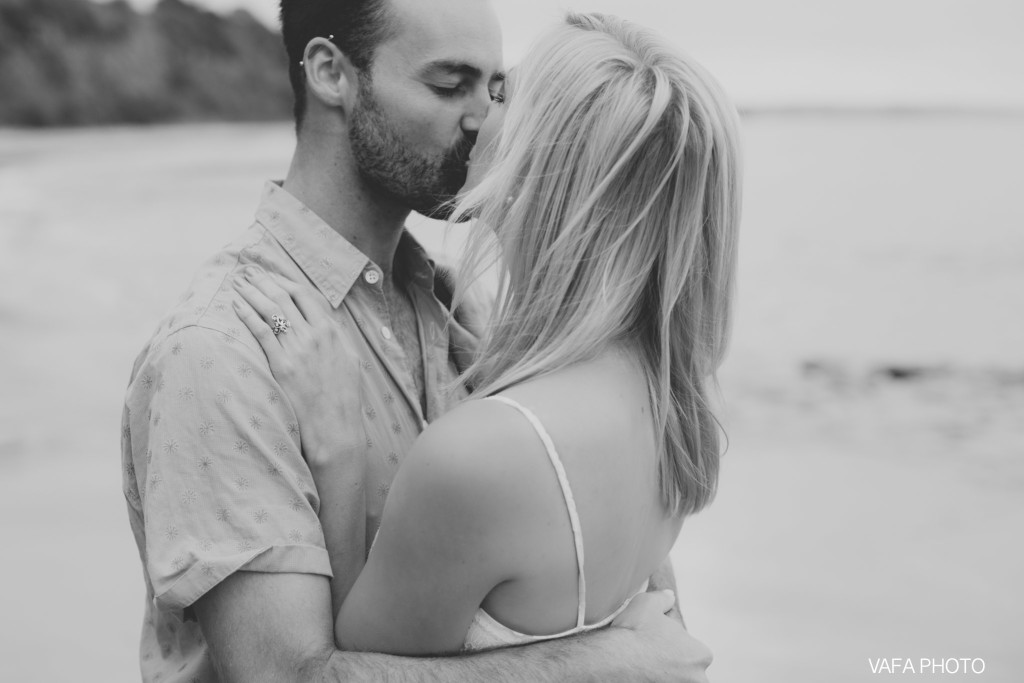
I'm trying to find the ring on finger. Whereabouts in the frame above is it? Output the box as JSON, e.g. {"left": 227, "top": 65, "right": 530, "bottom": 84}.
{"left": 272, "top": 315, "right": 291, "bottom": 336}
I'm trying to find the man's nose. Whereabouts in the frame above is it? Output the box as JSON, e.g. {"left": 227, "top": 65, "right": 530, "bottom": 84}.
{"left": 461, "top": 88, "right": 492, "bottom": 133}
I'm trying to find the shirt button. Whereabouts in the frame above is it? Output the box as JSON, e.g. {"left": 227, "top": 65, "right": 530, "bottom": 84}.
{"left": 364, "top": 269, "right": 381, "bottom": 285}
{"left": 381, "top": 326, "right": 393, "bottom": 340}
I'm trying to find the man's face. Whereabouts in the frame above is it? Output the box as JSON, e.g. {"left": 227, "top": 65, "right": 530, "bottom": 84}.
{"left": 349, "top": 0, "right": 504, "bottom": 218}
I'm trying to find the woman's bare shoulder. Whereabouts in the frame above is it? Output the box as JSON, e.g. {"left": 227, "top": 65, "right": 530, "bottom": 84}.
{"left": 393, "top": 398, "right": 566, "bottom": 555}
{"left": 407, "top": 398, "right": 547, "bottom": 487}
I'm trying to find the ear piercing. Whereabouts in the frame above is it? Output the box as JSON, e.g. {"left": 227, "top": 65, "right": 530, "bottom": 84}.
{"left": 300, "top": 36, "right": 336, "bottom": 65}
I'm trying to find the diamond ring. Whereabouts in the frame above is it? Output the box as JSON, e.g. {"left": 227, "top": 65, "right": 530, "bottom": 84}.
{"left": 272, "top": 315, "right": 291, "bottom": 336}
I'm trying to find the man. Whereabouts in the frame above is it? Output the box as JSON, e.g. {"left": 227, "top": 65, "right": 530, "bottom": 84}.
{"left": 121, "top": 0, "right": 713, "bottom": 680}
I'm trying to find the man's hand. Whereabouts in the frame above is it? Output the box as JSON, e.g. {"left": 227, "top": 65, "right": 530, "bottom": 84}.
{"left": 197, "top": 573, "right": 713, "bottom": 683}
{"left": 648, "top": 556, "right": 685, "bottom": 626}
{"left": 612, "top": 590, "right": 713, "bottom": 683}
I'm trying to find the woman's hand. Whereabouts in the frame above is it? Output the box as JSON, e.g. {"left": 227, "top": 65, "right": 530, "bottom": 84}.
{"left": 231, "top": 266, "right": 363, "bottom": 470}
{"left": 232, "top": 266, "right": 368, "bottom": 613}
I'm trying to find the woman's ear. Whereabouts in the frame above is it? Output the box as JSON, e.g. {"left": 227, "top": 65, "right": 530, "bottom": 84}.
{"left": 301, "top": 37, "right": 360, "bottom": 115}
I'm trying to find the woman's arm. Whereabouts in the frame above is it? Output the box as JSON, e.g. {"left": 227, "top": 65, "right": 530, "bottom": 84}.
{"left": 194, "top": 570, "right": 711, "bottom": 682}
{"left": 336, "top": 404, "right": 536, "bottom": 654}
{"left": 306, "top": 441, "right": 367, "bottom": 616}
{"left": 232, "top": 270, "right": 703, "bottom": 663}
{"left": 234, "top": 270, "right": 533, "bottom": 653}
{"left": 233, "top": 269, "right": 368, "bottom": 613}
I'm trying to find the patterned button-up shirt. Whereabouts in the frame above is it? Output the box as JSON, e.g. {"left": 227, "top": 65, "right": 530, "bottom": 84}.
{"left": 121, "top": 181, "right": 468, "bottom": 683}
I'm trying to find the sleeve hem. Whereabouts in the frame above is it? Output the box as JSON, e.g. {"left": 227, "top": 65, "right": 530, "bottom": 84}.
{"left": 153, "top": 543, "right": 333, "bottom": 611}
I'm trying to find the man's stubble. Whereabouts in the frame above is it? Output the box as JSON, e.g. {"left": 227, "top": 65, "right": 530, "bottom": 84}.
{"left": 349, "top": 77, "right": 474, "bottom": 219}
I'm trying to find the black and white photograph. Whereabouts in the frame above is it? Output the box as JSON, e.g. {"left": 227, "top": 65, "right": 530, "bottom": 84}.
{"left": 1, "top": 0, "right": 1021, "bottom": 680}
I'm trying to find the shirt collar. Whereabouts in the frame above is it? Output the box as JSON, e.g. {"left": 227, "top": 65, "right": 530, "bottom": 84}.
{"left": 255, "top": 181, "right": 437, "bottom": 306}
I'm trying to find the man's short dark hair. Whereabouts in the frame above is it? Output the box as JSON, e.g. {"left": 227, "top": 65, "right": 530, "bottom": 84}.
{"left": 279, "top": 0, "right": 394, "bottom": 126}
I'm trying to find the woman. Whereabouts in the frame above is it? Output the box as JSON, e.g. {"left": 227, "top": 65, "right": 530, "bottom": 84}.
{"left": 235, "top": 12, "right": 741, "bottom": 654}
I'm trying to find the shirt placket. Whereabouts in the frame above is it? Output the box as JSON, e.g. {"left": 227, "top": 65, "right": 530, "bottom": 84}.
{"left": 347, "top": 266, "right": 428, "bottom": 431}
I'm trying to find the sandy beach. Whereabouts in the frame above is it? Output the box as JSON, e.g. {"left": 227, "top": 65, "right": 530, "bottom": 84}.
{"left": 1, "top": 119, "right": 1022, "bottom": 681}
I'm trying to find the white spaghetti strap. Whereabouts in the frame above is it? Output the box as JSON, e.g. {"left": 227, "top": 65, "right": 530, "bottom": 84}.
{"left": 485, "top": 395, "right": 588, "bottom": 629}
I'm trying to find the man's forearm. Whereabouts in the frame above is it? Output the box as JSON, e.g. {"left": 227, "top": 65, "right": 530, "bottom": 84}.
{"left": 318, "top": 630, "right": 638, "bottom": 683}
{"left": 196, "top": 571, "right": 709, "bottom": 683}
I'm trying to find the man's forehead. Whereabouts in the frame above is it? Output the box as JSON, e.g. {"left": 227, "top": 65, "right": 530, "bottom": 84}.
{"left": 383, "top": 0, "right": 504, "bottom": 77}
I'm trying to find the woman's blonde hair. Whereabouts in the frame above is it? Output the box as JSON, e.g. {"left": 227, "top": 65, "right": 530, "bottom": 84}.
{"left": 450, "top": 12, "right": 743, "bottom": 517}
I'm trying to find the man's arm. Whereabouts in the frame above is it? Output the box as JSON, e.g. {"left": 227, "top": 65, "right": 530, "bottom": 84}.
{"left": 194, "top": 571, "right": 712, "bottom": 683}
{"left": 195, "top": 407, "right": 713, "bottom": 682}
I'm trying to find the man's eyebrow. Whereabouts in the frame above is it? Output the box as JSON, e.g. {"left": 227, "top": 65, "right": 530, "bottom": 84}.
{"left": 422, "top": 60, "right": 505, "bottom": 81}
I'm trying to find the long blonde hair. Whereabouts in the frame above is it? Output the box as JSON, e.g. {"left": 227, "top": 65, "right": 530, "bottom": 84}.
{"left": 450, "top": 12, "right": 743, "bottom": 517}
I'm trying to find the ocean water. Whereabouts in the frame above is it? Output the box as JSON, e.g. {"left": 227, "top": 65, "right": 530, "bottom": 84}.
{"left": 731, "top": 112, "right": 1024, "bottom": 366}
{"left": 0, "top": 115, "right": 1021, "bottom": 681}
{"left": 718, "top": 112, "right": 1024, "bottom": 483}
{"left": 4, "top": 115, "right": 1020, "bottom": 469}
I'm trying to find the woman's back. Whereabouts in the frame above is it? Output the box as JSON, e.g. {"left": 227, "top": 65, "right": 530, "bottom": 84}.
{"left": 459, "top": 345, "right": 683, "bottom": 643}
{"left": 329, "top": 11, "right": 740, "bottom": 656}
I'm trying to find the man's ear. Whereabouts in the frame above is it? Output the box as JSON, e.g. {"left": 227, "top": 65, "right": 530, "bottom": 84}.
{"left": 301, "top": 37, "right": 360, "bottom": 114}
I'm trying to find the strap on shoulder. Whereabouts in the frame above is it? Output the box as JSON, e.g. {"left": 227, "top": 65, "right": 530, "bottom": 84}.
{"left": 484, "top": 395, "right": 587, "bottom": 628}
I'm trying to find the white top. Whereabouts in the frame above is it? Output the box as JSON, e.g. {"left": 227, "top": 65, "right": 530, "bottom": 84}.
{"left": 462, "top": 395, "right": 649, "bottom": 651}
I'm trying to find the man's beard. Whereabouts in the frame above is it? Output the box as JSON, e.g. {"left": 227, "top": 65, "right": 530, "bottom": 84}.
{"left": 350, "top": 81, "right": 474, "bottom": 219}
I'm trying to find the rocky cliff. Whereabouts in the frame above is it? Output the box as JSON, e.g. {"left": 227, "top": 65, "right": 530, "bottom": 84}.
{"left": 0, "top": 0, "right": 292, "bottom": 126}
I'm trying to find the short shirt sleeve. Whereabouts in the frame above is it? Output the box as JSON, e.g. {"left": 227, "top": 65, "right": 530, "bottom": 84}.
{"left": 126, "top": 325, "right": 333, "bottom": 610}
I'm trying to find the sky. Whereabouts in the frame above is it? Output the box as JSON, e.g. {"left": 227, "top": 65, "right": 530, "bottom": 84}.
{"left": 106, "top": 0, "right": 1024, "bottom": 109}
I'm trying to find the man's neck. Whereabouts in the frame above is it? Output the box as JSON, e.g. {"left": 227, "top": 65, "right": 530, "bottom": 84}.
{"left": 283, "top": 132, "right": 410, "bottom": 278}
